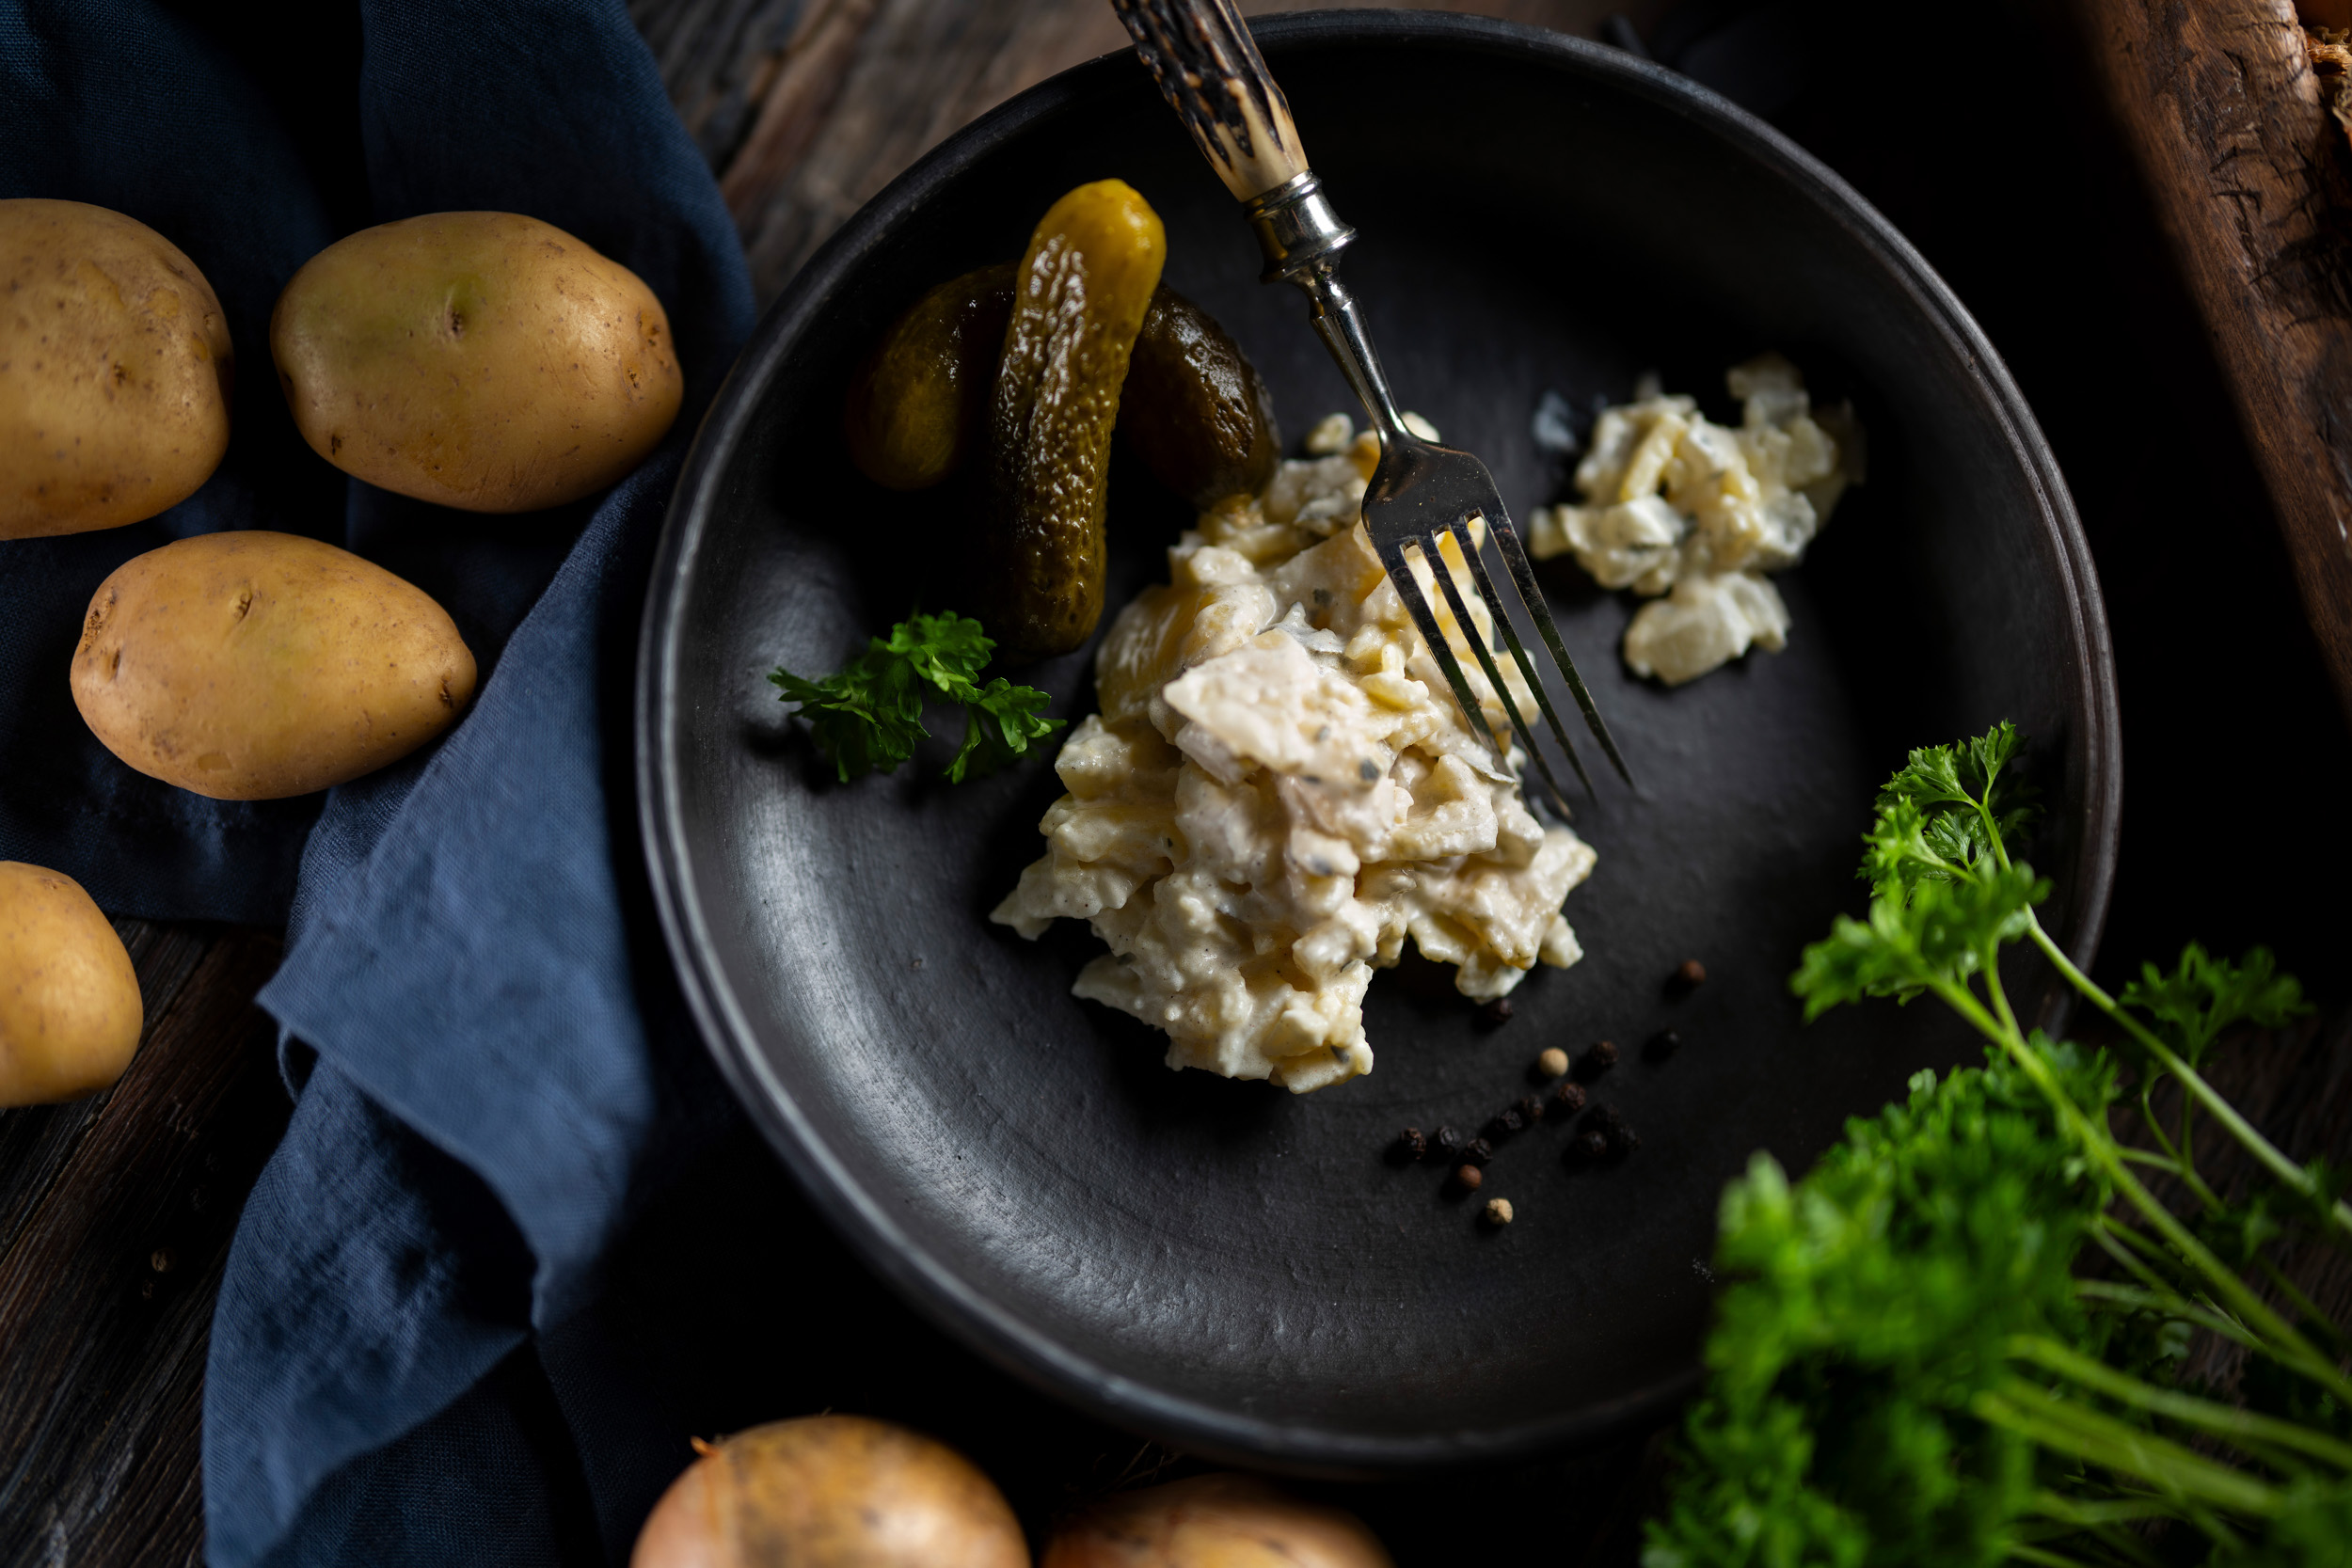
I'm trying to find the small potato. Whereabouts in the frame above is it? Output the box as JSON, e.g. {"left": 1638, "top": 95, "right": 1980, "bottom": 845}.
{"left": 630, "top": 1416, "right": 1028, "bottom": 1568}
{"left": 1042, "top": 1474, "right": 1392, "bottom": 1568}
{"left": 72, "top": 531, "right": 476, "bottom": 800}
{"left": 0, "top": 863, "right": 143, "bottom": 1107}
{"left": 0, "top": 198, "right": 233, "bottom": 539}
{"left": 271, "top": 212, "right": 681, "bottom": 513}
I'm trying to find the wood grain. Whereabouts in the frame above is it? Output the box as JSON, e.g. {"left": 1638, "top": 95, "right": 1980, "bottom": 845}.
{"left": 2072, "top": 0, "right": 2352, "bottom": 723}
{"left": 0, "top": 926, "right": 287, "bottom": 1568}
{"left": 630, "top": 0, "right": 1649, "bottom": 302}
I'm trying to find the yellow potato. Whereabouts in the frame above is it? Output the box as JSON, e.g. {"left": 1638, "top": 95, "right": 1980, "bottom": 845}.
{"left": 72, "top": 531, "right": 477, "bottom": 800}
{"left": 271, "top": 212, "right": 681, "bottom": 513}
{"left": 0, "top": 862, "right": 143, "bottom": 1107}
{"left": 1042, "top": 1475, "right": 1392, "bottom": 1568}
{"left": 629, "top": 1416, "right": 1029, "bottom": 1568}
{"left": 0, "top": 198, "right": 233, "bottom": 539}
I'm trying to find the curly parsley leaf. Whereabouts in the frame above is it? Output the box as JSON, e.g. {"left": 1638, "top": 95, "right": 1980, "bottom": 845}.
{"left": 769, "top": 611, "right": 1063, "bottom": 784}
{"left": 1685, "top": 724, "right": 2348, "bottom": 1567}
{"left": 1648, "top": 1043, "right": 2117, "bottom": 1568}
{"left": 1793, "top": 859, "right": 2048, "bottom": 1018}
{"left": 2120, "top": 943, "right": 2311, "bottom": 1069}
{"left": 948, "top": 676, "right": 1063, "bottom": 784}
{"left": 1863, "top": 722, "right": 2040, "bottom": 899}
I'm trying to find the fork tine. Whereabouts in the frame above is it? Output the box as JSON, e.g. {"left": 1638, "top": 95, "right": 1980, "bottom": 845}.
{"left": 1486, "top": 513, "right": 1636, "bottom": 787}
{"left": 1412, "top": 532, "right": 1579, "bottom": 821}
{"left": 1442, "top": 515, "right": 1597, "bottom": 800}
{"left": 1375, "top": 538, "right": 1517, "bottom": 764}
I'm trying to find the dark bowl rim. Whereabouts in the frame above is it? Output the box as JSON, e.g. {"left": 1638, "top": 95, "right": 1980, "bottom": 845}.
{"left": 635, "top": 7, "right": 2122, "bottom": 1474}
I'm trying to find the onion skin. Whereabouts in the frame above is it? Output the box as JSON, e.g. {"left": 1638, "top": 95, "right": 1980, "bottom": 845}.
{"left": 1041, "top": 1474, "right": 1392, "bottom": 1568}
{"left": 630, "top": 1416, "right": 1029, "bottom": 1568}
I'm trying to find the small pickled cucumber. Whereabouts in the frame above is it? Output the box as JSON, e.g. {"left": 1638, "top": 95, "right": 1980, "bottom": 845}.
{"left": 844, "top": 261, "right": 1017, "bottom": 490}
{"left": 976, "top": 180, "right": 1166, "bottom": 657}
{"left": 1120, "top": 288, "right": 1279, "bottom": 510}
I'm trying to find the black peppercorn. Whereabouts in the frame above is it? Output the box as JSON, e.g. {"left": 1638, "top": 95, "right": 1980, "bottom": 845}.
{"left": 1569, "top": 1129, "right": 1610, "bottom": 1164}
{"left": 1586, "top": 1102, "right": 1627, "bottom": 1133}
{"left": 1612, "top": 1124, "right": 1643, "bottom": 1155}
{"left": 1646, "top": 1028, "right": 1682, "bottom": 1061}
{"left": 1477, "top": 997, "right": 1516, "bottom": 1027}
{"left": 1577, "top": 1039, "right": 1618, "bottom": 1079}
{"left": 1515, "top": 1094, "right": 1544, "bottom": 1126}
{"left": 1464, "top": 1136, "right": 1495, "bottom": 1167}
{"left": 1434, "top": 1125, "right": 1465, "bottom": 1160}
{"left": 1484, "top": 1111, "right": 1522, "bottom": 1142}
{"left": 1390, "top": 1126, "right": 1427, "bottom": 1164}
{"left": 1550, "top": 1081, "right": 1587, "bottom": 1116}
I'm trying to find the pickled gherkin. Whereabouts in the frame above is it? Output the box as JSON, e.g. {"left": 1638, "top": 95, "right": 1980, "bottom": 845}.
{"left": 976, "top": 180, "right": 1166, "bottom": 657}
{"left": 1121, "top": 287, "right": 1279, "bottom": 509}
{"left": 843, "top": 261, "right": 1015, "bottom": 491}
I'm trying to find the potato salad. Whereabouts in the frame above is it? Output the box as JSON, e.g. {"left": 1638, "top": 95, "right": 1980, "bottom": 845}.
{"left": 1527, "top": 356, "right": 1862, "bottom": 686}
{"left": 993, "top": 422, "right": 1595, "bottom": 1093}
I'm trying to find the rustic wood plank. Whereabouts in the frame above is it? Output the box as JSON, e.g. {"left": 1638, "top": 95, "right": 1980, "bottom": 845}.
{"left": 0, "top": 927, "right": 287, "bottom": 1568}
{"left": 2070, "top": 0, "right": 2352, "bottom": 723}
{"left": 0, "top": 922, "right": 210, "bottom": 1269}
{"left": 644, "top": 0, "right": 1646, "bottom": 302}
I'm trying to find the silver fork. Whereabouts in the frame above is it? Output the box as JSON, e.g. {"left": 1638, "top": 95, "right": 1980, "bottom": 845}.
{"left": 1108, "top": 0, "right": 1634, "bottom": 803}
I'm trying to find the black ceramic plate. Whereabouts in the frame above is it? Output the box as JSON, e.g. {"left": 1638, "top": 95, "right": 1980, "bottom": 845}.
{"left": 638, "top": 12, "right": 2120, "bottom": 1470}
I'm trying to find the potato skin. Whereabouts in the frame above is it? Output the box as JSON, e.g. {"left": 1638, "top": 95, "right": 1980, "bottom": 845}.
{"left": 0, "top": 863, "right": 143, "bottom": 1107}
{"left": 630, "top": 1416, "right": 1029, "bottom": 1568}
{"left": 0, "top": 198, "right": 233, "bottom": 539}
{"left": 71, "top": 531, "right": 477, "bottom": 800}
{"left": 1042, "top": 1474, "right": 1392, "bottom": 1568}
{"left": 271, "top": 212, "right": 681, "bottom": 513}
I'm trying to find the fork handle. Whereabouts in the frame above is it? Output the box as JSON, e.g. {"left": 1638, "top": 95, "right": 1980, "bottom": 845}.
{"left": 1107, "top": 0, "right": 1307, "bottom": 201}
{"left": 1108, "top": 0, "right": 1399, "bottom": 446}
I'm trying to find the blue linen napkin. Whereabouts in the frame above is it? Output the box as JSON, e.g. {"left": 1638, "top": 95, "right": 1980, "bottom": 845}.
{"left": 1, "top": 1, "right": 755, "bottom": 1561}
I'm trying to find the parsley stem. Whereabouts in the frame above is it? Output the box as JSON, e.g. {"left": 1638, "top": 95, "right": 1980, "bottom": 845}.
{"left": 2019, "top": 1500, "right": 2175, "bottom": 1568}
{"left": 2255, "top": 1256, "right": 2346, "bottom": 1353}
{"left": 2007, "top": 1334, "right": 2352, "bottom": 1470}
{"left": 2006, "top": 1544, "right": 2107, "bottom": 1568}
{"left": 2026, "top": 916, "right": 2352, "bottom": 1238}
{"left": 2071, "top": 1280, "right": 2257, "bottom": 1350}
{"left": 2129, "top": 1085, "right": 2221, "bottom": 1211}
{"left": 1974, "top": 1381, "right": 2288, "bottom": 1516}
{"left": 1930, "top": 975, "right": 2352, "bottom": 1406}
{"left": 2024, "top": 1491, "right": 2187, "bottom": 1528}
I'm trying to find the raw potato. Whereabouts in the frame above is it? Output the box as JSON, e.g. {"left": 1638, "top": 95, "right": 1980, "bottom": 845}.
{"left": 272, "top": 211, "right": 681, "bottom": 513}
{"left": 1042, "top": 1475, "right": 1392, "bottom": 1568}
{"left": 630, "top": 1415, "right": 1028, "bottom": 1568}
{"left": 0, "top": 863, "right": 143, "bottom": 1107}
{"left": 0, "top": 198, "right": 233, "bottom": 539}
{"left": 72, "top": 531, "right": 477, "bottom": 800}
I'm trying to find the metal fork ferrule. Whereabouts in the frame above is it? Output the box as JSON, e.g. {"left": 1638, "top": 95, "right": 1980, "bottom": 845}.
{"left": 1244, "top": 171, "right": 1356, "bottom": 286}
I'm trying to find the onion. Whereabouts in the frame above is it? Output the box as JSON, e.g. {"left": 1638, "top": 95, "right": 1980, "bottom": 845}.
{"left": 630, "top": 1415, "right": 1029, "bottom": 1568}
{"left": 1041, "top": 1473, "right": 1392, "bottom": 1567}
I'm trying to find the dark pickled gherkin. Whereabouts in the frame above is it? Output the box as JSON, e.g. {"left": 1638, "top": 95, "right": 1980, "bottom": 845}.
{"left": 844, "top": 272, "right": 1278, "bottom": 513}
{"left": 1120, "top": 287, "right": 1279, "bottom": 509}
{"left": 843, "top": 261, "right": 1016, "bottom": 490}
{"left": 975, "top": 180, "right": 1165, "bottom": 657}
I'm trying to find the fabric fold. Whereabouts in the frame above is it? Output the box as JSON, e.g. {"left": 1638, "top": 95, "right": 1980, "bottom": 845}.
{"left": 4, "top": 0, "right": 755, "bottom": 1561}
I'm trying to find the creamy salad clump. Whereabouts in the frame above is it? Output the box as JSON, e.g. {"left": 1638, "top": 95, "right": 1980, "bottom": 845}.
{"left": 993, "top": 420, "right": 1594, "bottom": 1093}
{"left": 1528, "top": 356, "right": 1863, "bottom": 686}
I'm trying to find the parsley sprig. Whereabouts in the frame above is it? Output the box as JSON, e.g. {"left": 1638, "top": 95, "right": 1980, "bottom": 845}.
{"left": 769, "top": 611, "right": 1063, "bottom": 783}
{"left": 1649, "top": 724, "right": 2344, "bottom": 1568}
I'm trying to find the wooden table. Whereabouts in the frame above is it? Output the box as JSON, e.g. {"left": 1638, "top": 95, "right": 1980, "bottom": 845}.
{"left": 7, "top": 2, "right": 2352, "bottom": 1561}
